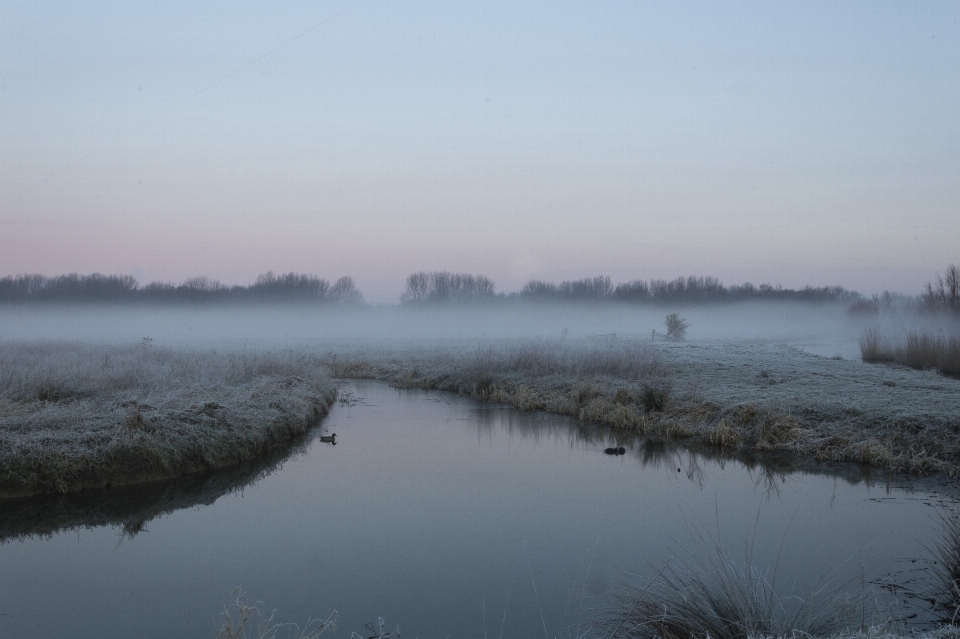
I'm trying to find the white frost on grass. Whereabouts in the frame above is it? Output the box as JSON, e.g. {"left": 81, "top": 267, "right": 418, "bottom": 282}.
{"left": 662, "top": 341, "right": 960, "bottom": 432}
{"left": 0, "top": 341, "right": 336, "bottom": 497}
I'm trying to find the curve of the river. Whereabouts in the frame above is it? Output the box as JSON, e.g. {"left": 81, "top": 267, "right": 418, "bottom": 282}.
{"left": 0, "top": 381, "right": 956, "bottom": 638}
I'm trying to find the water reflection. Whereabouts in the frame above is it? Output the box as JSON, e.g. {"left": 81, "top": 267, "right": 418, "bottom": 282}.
{"left": 465, "top": 398, "right": 916, "bottom": 497}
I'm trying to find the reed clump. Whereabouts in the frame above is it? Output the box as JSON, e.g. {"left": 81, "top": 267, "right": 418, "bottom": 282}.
{"left": 860, "top": 329, "right": 960, "bottom": 377}
{"left": 216, "top": 588, "right": 338, "bottom": 639}
{"left": 860, "top": 328, "right": 896, "bottom": 363}
{"left": 603, "top": 545, "right": 862, "bottom": 639}
{"left": 0, "top": 342, "right": 336, "bottom": 498}
{"left": 930, "top": 508, "right": 960, "bottom": 624}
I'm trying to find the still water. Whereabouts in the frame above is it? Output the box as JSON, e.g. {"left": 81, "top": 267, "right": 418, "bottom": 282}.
{"left": 0, "top": 381, "right": 954, "bottom": 638}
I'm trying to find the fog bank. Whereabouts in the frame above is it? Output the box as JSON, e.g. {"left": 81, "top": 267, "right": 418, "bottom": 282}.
{"left": 0, "top": 301, "right": 892, "bottom": 358}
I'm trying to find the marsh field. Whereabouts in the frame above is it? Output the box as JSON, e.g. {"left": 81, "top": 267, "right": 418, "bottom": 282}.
{"left": 2, "top": 301, "right": 960, "bottom": 638}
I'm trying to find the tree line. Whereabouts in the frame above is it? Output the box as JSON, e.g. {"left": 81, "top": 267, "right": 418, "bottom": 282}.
{"left": 0, "top": 269, "right": 889, "bottom": 306}
{"left": 0, "top": 272, "right": 363, "bottom": 304}
{"left": 400, "top": 272, "right": 858, "bottom": 304}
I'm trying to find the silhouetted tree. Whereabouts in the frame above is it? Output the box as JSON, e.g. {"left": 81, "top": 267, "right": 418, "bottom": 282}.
{"left": 402, "top": 271, "right": 495, "bottom": 303}
{"left": 250, "top": 272, "right": 330, "bottom": 300}
{"left": 330, "top": 276, "right": 363, "bottom": 304}
{"left": 521, "top": 276, "right": 612, "bottom": 301}
{"left": 923, "top": 264, "right": 960, "bottom": 314}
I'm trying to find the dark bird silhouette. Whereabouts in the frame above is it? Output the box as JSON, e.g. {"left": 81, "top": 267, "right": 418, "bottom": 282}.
{"left": 604, "top": 446, "right": 626, "bottom": 455}
{"left": 320, "top": 433, "right": 337, "bottom": 444}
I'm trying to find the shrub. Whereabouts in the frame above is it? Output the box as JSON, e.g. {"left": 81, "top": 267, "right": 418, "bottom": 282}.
{"left": 664, "top": 314, "right": 689, "bottom": 341}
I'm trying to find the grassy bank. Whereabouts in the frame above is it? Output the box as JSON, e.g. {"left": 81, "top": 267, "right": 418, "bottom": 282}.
{"left": 0, "top": 342, "right": 336, "bottom": 498}
{"left": 861, "top": 329, "right": 960, "bottom": 377}
{"left": 323, "top": 339, "right": 960, "bottom": 476}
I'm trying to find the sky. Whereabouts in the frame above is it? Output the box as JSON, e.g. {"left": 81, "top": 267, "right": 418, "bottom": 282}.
{"left": 1, "top": 1, "right": 958, "bottom": 303}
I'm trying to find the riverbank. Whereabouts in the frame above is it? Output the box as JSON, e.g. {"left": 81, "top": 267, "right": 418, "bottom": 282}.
{"left": 322, "top": 339, "right": 960, "bottom": 476}
{"left": 0, "top": 342, "right": 336, "bottom": 498}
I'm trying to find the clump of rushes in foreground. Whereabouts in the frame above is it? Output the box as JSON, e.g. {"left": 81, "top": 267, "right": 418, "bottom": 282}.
{"left": 860, "top": 329, "right": 960, "bottom": 377}
{"left": 600, "top": 541, "right": 863, "bottom": 639}
{"left": 0, "top": 342, "right": 336, "bottom": 498}
{"left": 216, "top": 588, "right": 338, "bottom": 639}
{"left": 930, "top": 508, "right": 960, "bottom": 624}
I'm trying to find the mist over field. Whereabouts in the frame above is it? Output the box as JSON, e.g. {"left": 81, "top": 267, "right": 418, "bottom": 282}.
{"left": 0, "top": 300, "right": 879, "bottom": 357}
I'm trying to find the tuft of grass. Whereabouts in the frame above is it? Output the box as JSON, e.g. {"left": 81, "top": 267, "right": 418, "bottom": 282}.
{"left": 639, "top": 382, "right": 670, "bottom": 413}
{"left": 613, "top": 388, "right": 634, "bottom": 406}
{"left": 930, "top": 509, "right": 960, "bottom": 623}
{"left": 573, "top": 381, "right": 604, "bottom": 406}
{"left": 216, "top": 588, "right": 337, "bottom": 639}
{"left": 603, "top": 544, "right": 862, "bottom": 639}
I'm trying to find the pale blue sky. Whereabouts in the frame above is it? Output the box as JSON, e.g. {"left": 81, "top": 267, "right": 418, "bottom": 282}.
{"left": 1, "top": 1, "right": 958, "bottom": 301}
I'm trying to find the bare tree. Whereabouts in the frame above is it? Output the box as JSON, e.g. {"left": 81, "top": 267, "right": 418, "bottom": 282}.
{"left": 402, "top": 271, "right": 496, "bottom": 303}
{"left": 330, "top": 276, "right": 362, "bottom": 304}
{"left": 923, "top": 264, "right": 960, "bottom": 314}
{"left": 403, "top": 272, "right": 430, "bottom": 302}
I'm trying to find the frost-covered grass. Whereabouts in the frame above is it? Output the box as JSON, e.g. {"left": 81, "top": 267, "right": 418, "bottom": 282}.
{"left": 861, "top": 329, "right": 960, "bottom": 377}
{"left": 931, "top": 509, "right": 960, "bottom": 623}
{"left": 591, "top": 513, "right": 960, "bottom": 639}
{"left": 816, "top": 627, "right": 960, "bottom": 639}
{"left": 215, "top": 589, "right": 338, "bottom": 639}
{"left": 323, "top": 338, "right": 960, "bottom": 476}
{"left": 599, "top": 548, "right": 861, "bottom": 639}
{"left": 0, "top": 342, "right": 336, "bottom": 497}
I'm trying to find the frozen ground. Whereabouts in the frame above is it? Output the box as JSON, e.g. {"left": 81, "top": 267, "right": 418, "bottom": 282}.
{"left": 663, "top": 341, "right": 960, "bottom": 438}
{"left": 0, "top": 343, "right": 336, "bottom": 497}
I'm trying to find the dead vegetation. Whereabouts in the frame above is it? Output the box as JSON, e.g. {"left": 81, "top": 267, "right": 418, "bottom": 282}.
{"left": 0, "top": 342, "right": 336, "bottom": 498}
{"left": 861, "top": 329, "right": 960, "bottom": 377}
